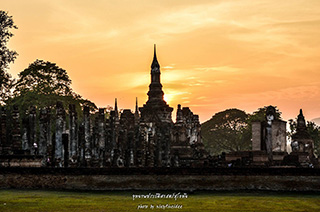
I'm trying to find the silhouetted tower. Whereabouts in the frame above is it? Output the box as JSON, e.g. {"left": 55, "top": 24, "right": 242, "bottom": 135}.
{"left": 297, "top": 109, "right": 307, "bottom": 132}
{"left": 114, "top": 98, "right": 119, "bottom": 119}
{"left": 134, "top": 97, "right": 140, "bottom": 122}
{"left": 140, "top": 44, "right": 173, "bottom": 123}
{"left": 147, "top": 44, "right": 165, "bottom": 105}
{"left": 139, "top": 45, "right": 173, "bottom": 167}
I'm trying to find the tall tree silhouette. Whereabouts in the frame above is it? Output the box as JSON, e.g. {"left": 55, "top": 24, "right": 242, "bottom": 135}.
{"left": 0, "top": 11, "right": 17, "bottom": 104}
{"left": 201, "top": 109, "right": 251, "bottom": 155}
{"left": 9, "top": 59, "right": 96, "bottom": 115}
{"left": 14, "top": 59, "right": 73, "bottom": 96}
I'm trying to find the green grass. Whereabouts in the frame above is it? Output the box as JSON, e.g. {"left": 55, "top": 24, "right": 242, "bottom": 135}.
{"left": 0, "top": 190, "right": 319, "bottom": 212}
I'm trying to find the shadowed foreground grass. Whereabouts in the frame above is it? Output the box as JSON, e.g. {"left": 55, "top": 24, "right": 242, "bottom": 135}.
{"left": 0, "top": 190, "right": 319, "bottom": 212}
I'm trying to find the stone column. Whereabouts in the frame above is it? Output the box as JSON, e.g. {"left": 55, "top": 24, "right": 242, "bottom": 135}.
{"left": 109, "top": 111, "right": 117, "bottom": 166}
{"left": 266, "top": 122, "right": 273, "bottom": 162}
{"left": 29, "top": 106, "right": 37, "bottom": 155}
{"left": 92, "top": 115, "right": 99, "bottom": 160}
{"left": 69, "top": 104, "right": 78, "bottom": 162}
{"left": 0, "top": 108, "right": 3, "bottom": 154}
{"left": 191, "top": 115, "right": 201, "bottom": 144}
{"left": 78, "top": 123, "right": 86, "bottom": 167}
{"left": 83, "top": 106, "right": 91, "bottom": 164}
{"left": 137, "top": 123, "right": 147, "bottom": 167}
{"left": 39, "top": 108, "right": 51, "bottom": 157}
{"left": 133, "top": 123, "right": 140, "bottom": 167}
{"left": 163, "top": 124, "right": 172, "bottom": 167}
{"left": 11, "top": 105, "right": 22, "bottom": 154}
{"left": 155, "top": 129, "right": 162, "bottom": 167}
{"left": 55, "top": 101, "right": 65, "bottom": 167}
{"left": 98, "top": 108, "right": 106, "bottom": 167}
{"left": 63, "top": 133, "right": 69, "bottom": 167}
{"left": 105, "top": 119, "right": 112, "bottom": 166}
{"left": 21, "top": 115, "right": 29, "bottom": 152}
{"left": 146, "top": 123, "right": 155, "bottom": 167}
{"left": 0, "top": 107, "right": 8, "bottom": 154}
{"left": 252, "top": 122, "right": 262, "bottom": 151}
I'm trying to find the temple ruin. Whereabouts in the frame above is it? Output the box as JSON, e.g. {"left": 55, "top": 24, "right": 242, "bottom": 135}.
{"left": 0, "top": 46, "right": 206, "bottom": 168}
{"left": 223, "top": 106, "right": 318, "bottom": 167}
{"left": 0, "top": 47, "right": 318, "bottom": 168}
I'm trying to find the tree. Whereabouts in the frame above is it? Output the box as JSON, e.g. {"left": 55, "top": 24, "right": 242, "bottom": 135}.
{"left": 14, "top": 59, "right": 73, "bottom": 96}
{"left": 248, "top": 106, "right": 282, "bottom": 122}
{"left": 201, "top": 109, "right": 251, "bottom": 155}
{"left": 0, "top": 11, "right": 18, "bottom": 104}
{"left": 8, "top": 59, "right": 96, "bottom": 115}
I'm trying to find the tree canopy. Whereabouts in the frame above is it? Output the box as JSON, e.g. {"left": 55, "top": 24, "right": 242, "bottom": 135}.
{"left": 248, "top": 105, "right": 282, "bottom": 122}
{"left": 7, "top": 59, "right": 96, "bottom": 115}
{"left": 201, "top": 106, "right": 283, "bottom": 156}
{"left": 201, "top": 108, "right": 251, "bottom": 155}
{"left": 0, "top": 11, "right": 17, "bottom": 104}
{"left": 14, "top": 59, "right": 73, "bottom": 96}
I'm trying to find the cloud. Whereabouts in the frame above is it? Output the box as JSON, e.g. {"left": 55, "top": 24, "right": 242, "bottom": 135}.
{"left": 195, "top": 66, "right": 241, "bottom": 73}
{"left": 3, "top": 0, "right": 320, "bottom": 122}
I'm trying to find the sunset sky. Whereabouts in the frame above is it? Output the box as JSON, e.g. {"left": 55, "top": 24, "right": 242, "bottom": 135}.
{"left": 2, "top": 0, "right": 320, "bottom": 123}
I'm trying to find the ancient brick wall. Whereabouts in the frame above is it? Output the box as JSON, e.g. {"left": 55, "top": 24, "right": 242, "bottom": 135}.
{"left": 0, "top": 167, "right": 319, "bottom": 191}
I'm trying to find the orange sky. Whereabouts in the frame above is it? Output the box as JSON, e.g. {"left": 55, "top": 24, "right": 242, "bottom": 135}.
{"left": 2, "top": 0, "right": 320, "bottom": 123}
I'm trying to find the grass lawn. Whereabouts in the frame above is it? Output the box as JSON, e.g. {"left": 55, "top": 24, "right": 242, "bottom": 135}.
{"left": 0, "top": 189, "right": 319, "bottom": 212}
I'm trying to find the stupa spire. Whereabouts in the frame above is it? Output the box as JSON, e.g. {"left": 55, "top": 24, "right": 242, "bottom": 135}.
{"left": 114, "top": 98, "right": 118, "bottom": 112}
{"left": 135, "top": 97, "right": 138, "bottom": 112}
{"left": 151, "top": 44, "right": 160, "bottom": 69}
